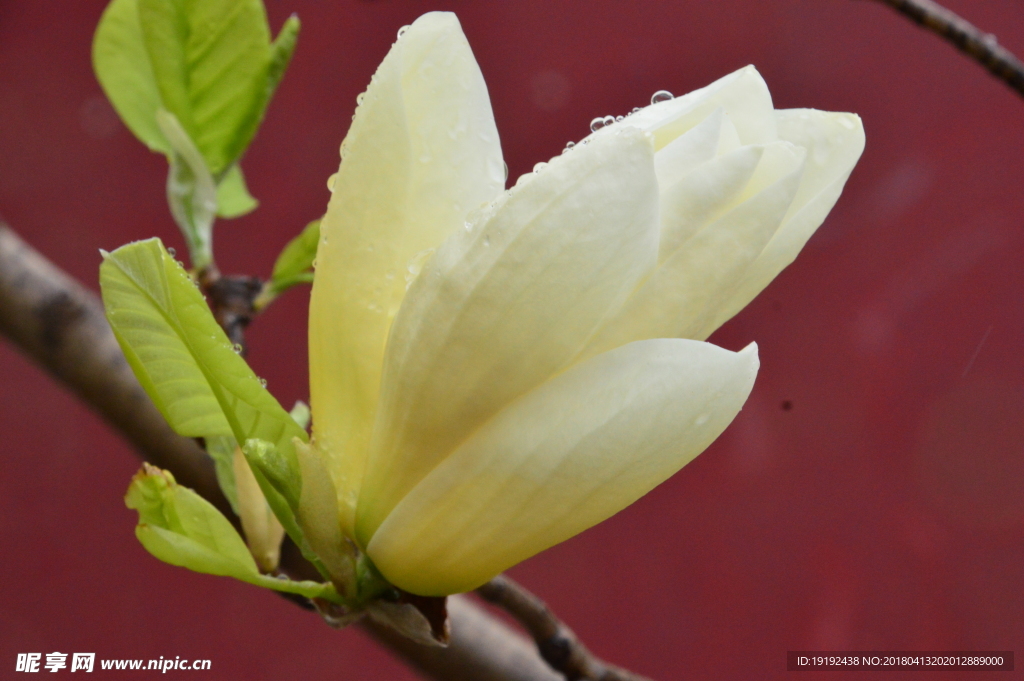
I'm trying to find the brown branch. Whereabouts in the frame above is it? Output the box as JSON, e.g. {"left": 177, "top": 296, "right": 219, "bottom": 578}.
{"left": 0, "top": 223, "right": 566, "bottom": 681}
{"left": 477, "top": 575, "right": 654, "bottom": 681}
{"left": 864, "top": 0, "right": 1024, "bottom": 99}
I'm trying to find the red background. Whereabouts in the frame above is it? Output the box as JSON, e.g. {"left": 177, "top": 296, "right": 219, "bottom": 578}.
{"left": 2, "top": 1, "right": 1023, "bottom": 678}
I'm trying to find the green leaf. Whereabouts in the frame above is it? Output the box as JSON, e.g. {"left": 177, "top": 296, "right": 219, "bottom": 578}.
{"left": 100, "top": 237, "right": 313, "bottom": 563}
{"left": 93, "top": 0, "right": 170, "bottom": 154}
{"left": 126, "top": 464, "right": 335, "bottom": 599}
{"left": 271, "top": 218, "right": 319, "bottom": 288}
{"left": 137, "top": 0, "right": 291, "bottom": 176}
{"left": 216, "top": 164, "right": 259, "bottom": 219}
{"left": 99, "top": 237, "right": 309, "bottom": 456}
{"left": 157, "top": 109, "right": 217, "bottom": 269}
{"left": 205, "top": 435, "right": 239, "bottom": 514}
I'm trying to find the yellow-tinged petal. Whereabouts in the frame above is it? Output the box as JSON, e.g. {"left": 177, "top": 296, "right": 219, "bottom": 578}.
{"left": 232, "top": 446, "right": 285, "bottom": 572}
{"left": 367, "top": 339, "right": 759, "bottom": 596}
{"left": 581, "top": 141, "right": 805, "bottom": 357}
{"left": 308, "top": 12, "right": 504, "bottom": 534}
{"left": 703, "top": 109, "right": 865, "bottom": 335}
{"left": 356, "top": 127, "right": 661, "bottom": 546}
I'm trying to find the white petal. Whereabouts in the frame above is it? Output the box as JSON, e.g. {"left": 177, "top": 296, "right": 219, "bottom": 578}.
{"left": 653, "top": 107, "right": 726, "bottom": 189}
{"left": 604, "top": 65, "right": 777, "bottom": 150}
{"left": 308, "top": 12, "right": 503, "bottom": 532}
{"left": 355, "top": 128, "right": 660, "bottom": 546}
{"left": 658, "top": 144, "right": 764, "bottom": 259}
{"left": 581, "top": 141, "right": 805, "bottom": 357}
{"left": 703, "top": 110, "right": 865, "bottom": 334}
{"left": 367, "top": 339, "right": 759, "bottom": 595}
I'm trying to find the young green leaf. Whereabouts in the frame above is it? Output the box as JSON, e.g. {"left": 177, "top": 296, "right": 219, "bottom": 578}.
{"left": 205, "top": 435, "right": 240, "bottom": 514}
{"left": 157, "top": 109, "right": 217, "bottom": 269}
{"left": 93, "top": 0, "right": 170, "bottom": 154}
{"left": 99, "top": 237, "right": 308, "bottom": 456}
{"left": 216, "top": 165, "right": 259, "bottom": 219}
{"left": 126, "top": 464, "right": 335, "bottom": 599}
{"left": 263, "top": 218, "right": 319, "bottom": 298}
{"left": 137, "top": 0, "right": 295, "bottom": 176}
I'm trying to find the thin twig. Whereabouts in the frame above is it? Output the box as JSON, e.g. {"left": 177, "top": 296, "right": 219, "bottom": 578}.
{"left": 864, "top": 0, "right": 1024, "bottom": 99}
{"left": 477, "top": 575, "right": 654, "bottom": 681}
{"left": 0, "top": 223, "right": 568, "bottom": 681}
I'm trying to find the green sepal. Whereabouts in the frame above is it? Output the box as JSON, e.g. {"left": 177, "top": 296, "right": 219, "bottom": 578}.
{"left": 241, "top": 437, "right": 336, "bottom": 583}
{"left": 216, "top": 165, "right": 259, "bottom": 219}
{"left": 126, "top": 464, "right": 337, "bottom": 600}
{"left": 242, "top": 438, "right": 300, "bottom": 511}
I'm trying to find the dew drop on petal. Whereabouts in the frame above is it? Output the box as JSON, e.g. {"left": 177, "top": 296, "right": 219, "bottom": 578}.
{"left": 259, "top": 377, "right": 268, "bottom": 388}
{"left": 533, "top": 161, "right": 547, "bottom": 173}
{"left": 615, "top": 115, "right": 624, "bottom": 122}
{"left": 651, "top": 89, "right": 674, "bottom": 104}
{"left": 632, "top": 107, "right": 642, "bottom": 113}
{"left": 503, "top": 161, "right": 509, "bottom": 182}
{"left": 327, "top": 173, "right": 338, "bottom": 192}
{"left": 356, "top": 92, "right": 365, "bottom": 105}
{"left": 590, "top": 117, "right": 607, "bottom": 132}
{"left": 167, "top": 247, "right": 176, "bottom": 258}
{"left": 397, "top": 25, "right": 410, "bottom": 38}
{"left": 232, "top": 343, "right": 243, "bottom": 354}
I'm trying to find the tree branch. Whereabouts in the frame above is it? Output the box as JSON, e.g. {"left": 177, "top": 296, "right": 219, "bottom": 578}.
{"left": 0, "top": 223, "right": 563, "bottom": 681}
{"left": 477, "top": 575, "right": 653, "bottom": 681}
{"left": 864, "top": 0, "right": 1024, "bottom": 99}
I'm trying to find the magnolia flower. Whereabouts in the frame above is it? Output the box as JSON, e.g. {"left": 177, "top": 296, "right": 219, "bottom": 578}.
{"left": 305, "top": 12, "right": 864, "bottom": 596}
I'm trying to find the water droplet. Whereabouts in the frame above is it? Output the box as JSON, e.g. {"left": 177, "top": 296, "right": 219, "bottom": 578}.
{"left": 464, "top": 221, "right": 473, "bottom": 232}
{"left": 405, "top": 248, "right": 436, "bottom": 288}
{"left": 232, "top": 343, "right": 243, "bottom": 354}
{"left": 590, "top": 116, "right": 607, "bottom": 132}
{"left": 503, "top": 161, "right": 509, "bottom": 182}
{"left": 563, "top": 141, "right": 575, "bottom": 154}
{"left": 327, "top": 172, "right": 338, "bottom": 192}
{"left": 167, "top": 247, "right": 176, "bottom": 257}
{"left": 259, "top": 377, "right": 268, "bottom": 388}
{"left": 651, "top": 89, "right": 674, "bottom": 104}
{"left": 615, "top": 115, "right": 624, "bottom": 122}
{"left": 397, "top": 25, "right": 410, "bottom": 38}
{"left": 533, "top": 161, "right": 547, "bottom": 173}
{"left": 632, "top": 107, "right": 642, "bottom": 113}
{"left": 356, "top": 92, "right": 365, "bottom": 105}
{"left": 312, "top": 259, "right": 318, "bottom": 269}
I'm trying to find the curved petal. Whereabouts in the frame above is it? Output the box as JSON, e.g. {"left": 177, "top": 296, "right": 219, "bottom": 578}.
{"left": 355, "top": 127, "right": 661, "bottom": 546}
{"left": 600, "top": 65, "right": 777, "bottom": 151}
{"left": 367, "top": 339, "right": 759, "bottom": 596}
{"left": 581, "top": 141, "right": 805, "bottom": 358}
{"left": 703, "top": 110, "right": 865, "bottom": 335}
{"left": 308, "top": 12, "right": 504, "bottom": 532}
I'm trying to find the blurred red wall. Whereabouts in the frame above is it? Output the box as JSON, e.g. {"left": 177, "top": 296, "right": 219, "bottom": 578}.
{"left": 2, "top": 1, "right": 1023, "bottom": 678}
